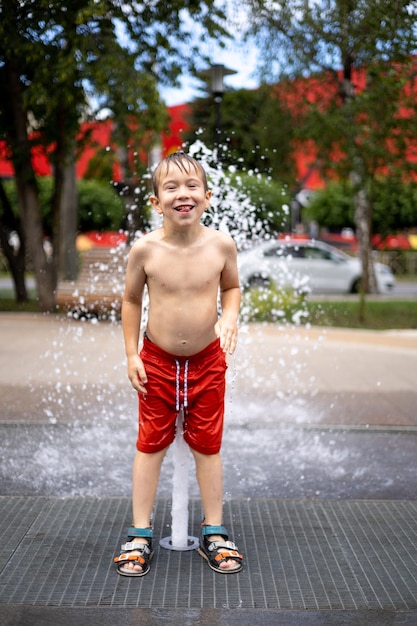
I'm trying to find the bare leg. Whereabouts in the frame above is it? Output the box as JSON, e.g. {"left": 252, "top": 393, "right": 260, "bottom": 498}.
{"left": 121, "top": 448, "right": 167, "bottom": 574}
{"left": 132, "top": 448, "right": 168, "bottom": 527}
{"left": 191, "top": 450, "right": 224, "bottom": 525}
{"left": 191, "top": 449, "right": 241, "bottom": 571}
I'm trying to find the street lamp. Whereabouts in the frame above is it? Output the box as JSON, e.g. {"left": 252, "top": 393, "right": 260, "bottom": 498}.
{"left": 199, "top": 63, "right": 237, "bottom": 151}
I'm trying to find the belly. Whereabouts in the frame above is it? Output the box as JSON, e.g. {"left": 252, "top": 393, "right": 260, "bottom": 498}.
{"left": 146, "top": 305, "right": 218, "bottom": 356}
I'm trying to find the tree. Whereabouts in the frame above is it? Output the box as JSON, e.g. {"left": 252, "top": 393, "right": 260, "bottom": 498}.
{"left": 184, "top": 85, "right": 296, "bottom": 184}
{"left": 0, "top": 44, "right": 56, "bottom": 310}
{"left": 305, "top": 178, "right": 417, "bottom": 236}
{"left": 244, "top": 0, "right": 417, "bottom": 307}
{"left": 0, "top": 0, "right": 229, "bottom": 310}
{"left": 3, "top": 176, "right": 126, "bottom": 233}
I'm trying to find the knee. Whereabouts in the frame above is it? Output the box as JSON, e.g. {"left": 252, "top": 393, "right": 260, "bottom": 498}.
{"left": 135, "top": 447, "right": 168, "bottom": 465}
{"left": 190, "top": 448, "right": 221, "bottom": 466}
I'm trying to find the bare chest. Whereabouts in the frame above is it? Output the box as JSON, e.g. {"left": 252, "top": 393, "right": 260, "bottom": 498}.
{"left": 145, "top": 247, "right": 224, "bottom": 292}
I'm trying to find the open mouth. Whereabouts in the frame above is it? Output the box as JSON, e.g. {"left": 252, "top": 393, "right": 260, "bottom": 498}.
{"left": 174, "top": 204, "right": 193, "bottom": 213}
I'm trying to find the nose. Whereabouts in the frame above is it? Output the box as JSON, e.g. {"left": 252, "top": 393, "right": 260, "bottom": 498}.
{"left": 177, "top": 185, "right": 190, "bottom": 198}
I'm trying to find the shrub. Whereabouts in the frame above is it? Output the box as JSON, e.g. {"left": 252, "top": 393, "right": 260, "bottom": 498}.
{"left": 241, "top": 284, "right": 309, "bottom": 325}
{"left": 2, "top": 177, "right": 125, "bottom": 234}
{"left": 77, "top": 179, "right": 125, "bottom": 231}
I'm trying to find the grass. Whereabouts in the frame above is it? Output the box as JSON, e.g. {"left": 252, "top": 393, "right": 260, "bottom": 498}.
{"left": 241, "top": 285, "right": 417, "bottom": 330}
{"left": 306, "top": 300, "right": 417, "bottom": 330}
{"left": 0, "top": 283, "right": 39, "bottom": 312}
{"left": 0, "top": 296, "right": 40, "bottom": 313}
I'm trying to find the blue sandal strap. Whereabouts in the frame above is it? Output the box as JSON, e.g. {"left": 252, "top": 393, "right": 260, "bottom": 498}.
{"left": 201, "top": 525, "right": 228, "bottom": 538}
{"left": 127, "top": 526, "right": 153, "bottom": 540}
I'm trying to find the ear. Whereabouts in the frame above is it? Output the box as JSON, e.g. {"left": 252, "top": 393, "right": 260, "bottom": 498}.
{"left": 150, "top": 195, "right": 163, "bottom": 215}
{"left": 204, "top": 189, "right": 212, "bottom": 210}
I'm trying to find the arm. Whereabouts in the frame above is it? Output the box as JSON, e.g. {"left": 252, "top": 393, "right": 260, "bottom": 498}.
{"left": 121, "top": 244, "right": 148, "bottom": 393}
{"left": 215, "top": 238, "right": 241, "bottom": 354}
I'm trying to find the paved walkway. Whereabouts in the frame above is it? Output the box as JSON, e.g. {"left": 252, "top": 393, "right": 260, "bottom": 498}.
{"left": 1, "top": 313, "right": 417, "bottom": 625}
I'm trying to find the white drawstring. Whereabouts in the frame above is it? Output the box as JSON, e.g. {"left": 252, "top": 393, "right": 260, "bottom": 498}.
{"left": 183, "top": 359, "right": 189, "bottom": 409}
{"left": 175, "top": 359, "right": 180, "bottom": 412}
{"left": 174, "top": 359, "right": 189, "bottom": 412}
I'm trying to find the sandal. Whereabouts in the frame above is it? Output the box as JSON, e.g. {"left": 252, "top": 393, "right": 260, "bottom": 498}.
{"left": 114, "top": 526, "right": 153, "bottom": 577}
{"left": 197, "top": 524, "right": 243, "bottom": 574}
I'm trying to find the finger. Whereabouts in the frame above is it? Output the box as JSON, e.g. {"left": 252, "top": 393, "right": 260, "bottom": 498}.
{"left": 132, "top": 380, "right": 147, "bottom": 394}
{"left": 221, "top": 333, "right": 233, "bottom": 353}
{"left": 128, "top": 372, "right": 146, "bottom": 392}
{"left": 227, "top": 334, "right": 238, "bottom": 354}
{"left": 220, "top": 330, "right": 229, "bottom": 351}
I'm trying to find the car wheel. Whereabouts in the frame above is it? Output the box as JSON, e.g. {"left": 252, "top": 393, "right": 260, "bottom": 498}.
{"left": 248, "top": 274, "right": 272, "bottom": 288}
{"left": 351, "top": 278, "right": 363, "bottom": 293}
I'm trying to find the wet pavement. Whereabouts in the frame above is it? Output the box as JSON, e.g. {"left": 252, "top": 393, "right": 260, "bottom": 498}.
{"left": 0, "top": 313, "right": 417, "bottom": 624}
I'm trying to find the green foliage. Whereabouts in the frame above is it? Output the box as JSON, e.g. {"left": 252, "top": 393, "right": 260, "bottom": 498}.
{"left": 244, "top": 0, "right": 417, "bottom": 278}
{"left": 239, "top": 287, "right": 417, "bottom": 329}
{"left": 1, "top": 1, "right": 228, "bottom": 149}
{"left": 77, "top": 179, "right": 125, "bottom": 231}
{"left": 2, "top": 178, "right": 125, "bottom": 233}
{"left": 229, "top": 171, "right": 290, "bottom": 233}
{"left": 241, "top": 285, "right": 309, "bottom": 324}
{"left": 184, "top": 86, "right": 296, "bottom": 184}
{"left": 372, "top": 178, "right": 417, "bottom": 236}
{"left": 304, "top": 182, "right": 355, "bottom": 230}
{"left": 83, "top": 147, "right": 116, "bottom": 183}
{"left": 304, "top": 178, "right": 417, "bottom": 234}
{"left": 0, "top": 0, "right": 231, "bottom": 309}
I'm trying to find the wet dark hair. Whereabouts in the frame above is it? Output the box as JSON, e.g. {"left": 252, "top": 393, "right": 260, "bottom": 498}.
{"left": 152, "top": 151, "right": 209, "bottom": 196}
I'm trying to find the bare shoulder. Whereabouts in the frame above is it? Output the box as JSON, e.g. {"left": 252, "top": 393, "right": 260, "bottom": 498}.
{"left": 203, "top": 226, "right": 237, "bottom": 252}
{"left": 129, "top": 229, "right": 163, "bottom": 256}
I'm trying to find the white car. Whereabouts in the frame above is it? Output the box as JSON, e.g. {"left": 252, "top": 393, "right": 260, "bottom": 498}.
{"left": 238, "top": 239, "right": 395, "bottom": 294}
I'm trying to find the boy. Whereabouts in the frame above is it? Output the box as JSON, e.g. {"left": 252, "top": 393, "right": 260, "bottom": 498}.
{"left": 114, "top": 151, "right": 243, "bottom": 576}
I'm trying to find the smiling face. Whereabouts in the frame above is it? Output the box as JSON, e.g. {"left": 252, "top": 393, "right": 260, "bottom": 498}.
{"left": 150, "top": 155, "right": 211, "bottom": 226}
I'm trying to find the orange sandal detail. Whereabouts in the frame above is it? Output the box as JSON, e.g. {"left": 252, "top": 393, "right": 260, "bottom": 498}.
{"left": 197, "top": 525, "right": 243, "bottom": 574}
{"left": 114, "top": 527, "right": 153, "bottom": 577}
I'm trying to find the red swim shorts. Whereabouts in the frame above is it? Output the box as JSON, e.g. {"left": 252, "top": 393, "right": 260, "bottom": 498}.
{"left": 136, "top": 336, "right": 227, "bottom": 455}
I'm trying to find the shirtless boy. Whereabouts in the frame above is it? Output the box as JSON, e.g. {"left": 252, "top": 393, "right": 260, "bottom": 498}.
{"left": 114, "top": 151, "right": 243, "bottom": 576}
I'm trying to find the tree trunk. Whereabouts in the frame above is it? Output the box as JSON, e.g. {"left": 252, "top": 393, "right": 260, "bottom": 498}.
{"left": 350, "top": 170, "right": 378, "bottom": 323}
{"left": 59, "top": 159, "right": 78, "bottom": 280}
{"left": 340, "top": 54, "right": 377, "bottom": 320}
{"left": 0, "top": 181, "right": 28, "bottom": 301}
{"left": 15, "top": 174, "right": 56, "bottom": 311}
{"left": 6, "top": 58, "right": 55, "bottom": 312}
{"left": 351, "top": 173, "right": 377, "bottom": 294}
{"left": 52, "top": 107, "right": 79, "bottom": 282}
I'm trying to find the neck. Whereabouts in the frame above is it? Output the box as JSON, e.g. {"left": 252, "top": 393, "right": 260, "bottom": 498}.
{"left": 163, "top": 222, "right": 204, "bottom": 244}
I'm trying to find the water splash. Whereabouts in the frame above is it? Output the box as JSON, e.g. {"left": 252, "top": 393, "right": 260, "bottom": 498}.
{"left": 189, "top": 140, "right": 272, "bottom": 249}
{"left": 1, "top": 141, "right": 331, "bottom": 505}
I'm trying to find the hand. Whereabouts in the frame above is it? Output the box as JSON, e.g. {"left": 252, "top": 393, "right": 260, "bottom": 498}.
{"left": 127, "top": 354, "right": 148, "bottom": 394}
{"left": 214, "top": 317, "right": 238, "bottom": 355}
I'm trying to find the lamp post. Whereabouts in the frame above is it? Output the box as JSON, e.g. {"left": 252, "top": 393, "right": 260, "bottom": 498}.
{"left": 199, "top": 63, "right": 237, "bottom": 153}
